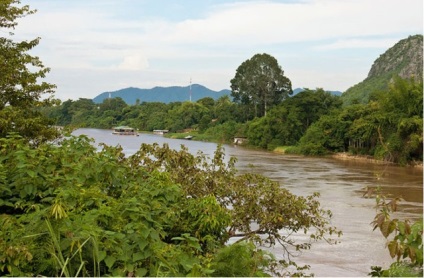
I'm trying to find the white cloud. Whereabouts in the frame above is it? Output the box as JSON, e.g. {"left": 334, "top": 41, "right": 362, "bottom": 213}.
{"left": 10, "top": 0, "right": 423, "bottom": 100}
{"left": 314, "top": 38, "right": 402, "bottom": 50}
{"left": 155, "top": 0, "right": 422, "bottom": 45}
{"left": 117, "top": 54, "right": 150, "bottom": 71}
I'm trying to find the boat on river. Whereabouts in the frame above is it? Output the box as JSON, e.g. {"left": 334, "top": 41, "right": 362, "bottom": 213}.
{"left": 112, "top": 126, "right": 139, "bottom": 136}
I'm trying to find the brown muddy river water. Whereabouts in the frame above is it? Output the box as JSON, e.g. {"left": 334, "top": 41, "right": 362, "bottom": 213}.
{"left": 73, "top": 128, "right": 423, "bottom": 277}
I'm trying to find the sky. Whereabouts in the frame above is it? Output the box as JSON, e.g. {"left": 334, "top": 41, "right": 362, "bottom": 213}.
{"left": 10, "top": 0, "right": 424, "bottom": 101}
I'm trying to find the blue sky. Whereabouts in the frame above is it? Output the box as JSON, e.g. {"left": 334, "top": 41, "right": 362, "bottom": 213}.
{"left": 12, "top": 0, "right": 423, "bottom": 100}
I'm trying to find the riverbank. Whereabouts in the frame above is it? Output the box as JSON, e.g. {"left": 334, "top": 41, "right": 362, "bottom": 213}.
{"left": 331, "top": 152, "right": 423, "bottom": 168}
{"left": 272, "top": 146, "right": 423, "bottom": 168}
{"left": 159, "top": 132, "right": 423, "bottom": 168}
{"left": 331, "top": 152, "right": 392, "bottom": 164}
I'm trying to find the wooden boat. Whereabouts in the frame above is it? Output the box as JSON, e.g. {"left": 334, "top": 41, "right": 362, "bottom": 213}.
{"left": 112, "top": 126, "right": 139, "bottom": 136}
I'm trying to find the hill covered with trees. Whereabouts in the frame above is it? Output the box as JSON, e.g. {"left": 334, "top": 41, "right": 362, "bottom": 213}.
{"left": 91, "top": 84, "right": 341, "bottom": 106}
{"left": 93, "top": 84, "right": 231, "bottom": 105}
{"left": 341, "top": 34, "right": 423, "bottom": 105}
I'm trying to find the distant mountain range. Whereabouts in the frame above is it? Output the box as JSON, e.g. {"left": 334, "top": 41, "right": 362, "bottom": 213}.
{"left": 93, "top": 84, "right": 342, "bottom": 105}
{"left": 93, "top": 84, "right": 231, "bottom": 105}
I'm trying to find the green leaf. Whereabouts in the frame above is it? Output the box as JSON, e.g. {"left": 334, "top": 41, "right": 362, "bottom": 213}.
{"left": 135, "top": 268, "right": 148, "bottom": 277}
{"left": 138, "top": 238, "right": 148, "bottom": 251}
{"left": 98, "top": 250, "right": 106, "bottom": 262}
{"left": 132, "top": 252, "right": 144, "bottom": 261}
{"left": 104, "top": 255, "right": 116, "bottom": 269}
{"left": 114, "top": 232, "right": 125, "bottom": 240}
{"left": 27, "top": 170, "right": 36, "bottom": 178}
{"left": 140, "top": 227, "right": 150, "bottom": 239}
{"left": 126, "top": 263, "right": 134, "bottom": 272}
{"left": 112, "top": 268, "right": 125, "bottom": 277}
{"left": 104, "top": 230, "right": 116, "bottom": 236}
{"left": 24, "top": 184, "right": 33, "bottom": 195}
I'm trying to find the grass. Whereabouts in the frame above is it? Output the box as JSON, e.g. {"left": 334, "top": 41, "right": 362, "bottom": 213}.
{"left": 273, "top": 146, "right": 301, "bottom": 154}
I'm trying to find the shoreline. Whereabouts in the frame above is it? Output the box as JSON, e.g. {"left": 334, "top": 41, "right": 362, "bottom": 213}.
{"left": 330, "top": 152, "right": 423, "bottom": 169}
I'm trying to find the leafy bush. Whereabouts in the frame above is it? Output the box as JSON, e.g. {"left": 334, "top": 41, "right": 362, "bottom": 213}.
{"left": 211, "top": 242, "right": 273, "bottom": 277}
{"left": 0, "top": 135, "right": 340, "bottom": 276}
{"left": 369, "top": 189, "right": 423, "bottom": 277}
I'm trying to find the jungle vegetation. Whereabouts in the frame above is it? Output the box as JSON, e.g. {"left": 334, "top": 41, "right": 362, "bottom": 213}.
{"left": 0, "top": 1, "right": 344, "bottom": 276}
{"left": 44, "top": 76, "right": 423, "bottom": 165}
{"left": 0, "top": 1, "right": 422, "bottom": 277}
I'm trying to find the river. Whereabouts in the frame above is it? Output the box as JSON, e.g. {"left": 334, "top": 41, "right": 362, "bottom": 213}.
{"left": 72, "top": 128, "right": 423, "bottom": 277}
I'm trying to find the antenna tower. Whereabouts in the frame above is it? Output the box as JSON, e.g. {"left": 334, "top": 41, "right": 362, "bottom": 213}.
{"left": 189, "top": 78, "right": 192, "bottom": 102}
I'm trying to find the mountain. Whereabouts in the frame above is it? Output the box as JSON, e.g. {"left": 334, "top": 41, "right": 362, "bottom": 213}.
{"left": 93, "top": 84, "right": 231, "bottom": 105}
{"left": 342, "top": 34, "right": 423, "bottom": 105}
{"left": 94, "top": 85, "right": 341, "bottom": 105}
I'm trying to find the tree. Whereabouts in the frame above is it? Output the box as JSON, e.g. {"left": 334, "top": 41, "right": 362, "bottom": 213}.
{"left": 230, "top": 53, "right": 292, "bottom": 119}
{"left": 0, "top": 0, "right": 58, "bottom": 144}
{"left": 135, "top": 144, "right": 341, "bottom": 268}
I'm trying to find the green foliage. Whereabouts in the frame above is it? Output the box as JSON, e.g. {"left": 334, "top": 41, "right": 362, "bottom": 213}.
{"left": 284, "top": 88, "right": 343, "bottom": 130}
{"left": 166, "top": 101, "right": 209, "bottom": 132}
{"left": 342, "top": 72, "right": 393, "bottom": 106}
{"left": 369, "top": 189, "right": 423, "bottom": 277}
{"left": 203, "top": 120, "right": 246, "bottom": 143}
{"left": 134, "top": 143, "right": 341, "bottom": 255}
{"left": 211, "top": 242, "right": 273, "bottom": 277}
{"left": 297, "top": 123, "right": 329, "bottom": 155}
{"left": 0, "top": 135, "right": 340, "bottom": 276}
{"left": 230, "top": 53, "right": 292, "bottom": 119}
{"left": 247, "top": 88, "right": 342, "bottom": 150}
{"left": 0, "top": 135, "right": 181, "bottom": 276}
{"left": 370, "top": 262, "right": 423, "bottom": 277}
{"left": 296, "top": 78, "right": 423, "bottom": 164}
{"left": 47, "top": 97, "right": 231, "bottom": 134}
{"left": 0, "top": 0, "right": 59, "bottom": 144}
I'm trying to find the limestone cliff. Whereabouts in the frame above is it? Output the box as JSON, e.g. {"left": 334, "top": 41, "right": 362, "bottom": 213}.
{"left": 368, "top": 35, "right": 423, "bottom": 80}
{"left": 342, "top": 35, "right": 423, "bottom": 105}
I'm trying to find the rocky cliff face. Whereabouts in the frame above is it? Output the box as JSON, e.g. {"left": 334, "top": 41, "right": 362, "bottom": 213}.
{"left": 342, "top": 35, "right": 423, "bottom": 105}
{"left": 368, "top": 35, "right": 423, "bottom": 80}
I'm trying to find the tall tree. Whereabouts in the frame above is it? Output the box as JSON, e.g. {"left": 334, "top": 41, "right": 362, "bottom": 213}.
{"left": 0, "top": 0, "right": 58, "bottom": 144}
{"left": 230, "top": 53, "right": 292, "bottom": 119}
